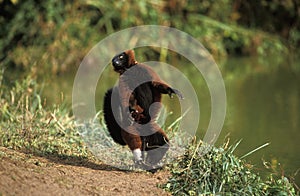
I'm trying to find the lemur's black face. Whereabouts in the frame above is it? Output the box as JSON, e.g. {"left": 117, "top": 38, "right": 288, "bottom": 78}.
{"left": 112, "top": 52, "right": 129, "bottom": 73}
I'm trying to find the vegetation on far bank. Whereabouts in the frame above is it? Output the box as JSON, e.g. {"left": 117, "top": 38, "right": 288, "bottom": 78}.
{"left": 1, "top": 0, "right": 299, "bottom": 77}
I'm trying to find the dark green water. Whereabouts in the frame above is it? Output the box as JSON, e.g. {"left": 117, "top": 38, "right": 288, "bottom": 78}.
{"left": 220, "top": 57, "right": 300, "bottom": 185}
{"left": 44, "top": 56, "right": 300, "bottom": 185}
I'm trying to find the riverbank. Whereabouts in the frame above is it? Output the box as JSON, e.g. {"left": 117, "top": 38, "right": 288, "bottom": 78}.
{"left": 0, "top": 147, "right": 170, "bottom": 195}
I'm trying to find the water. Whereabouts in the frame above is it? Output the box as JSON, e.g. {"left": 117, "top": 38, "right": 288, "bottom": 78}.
{"left": 44, "top": 56, "right": 300, "bottom": 185}
{"left": 220, "top": 57, "right": 300, "bottom": 185}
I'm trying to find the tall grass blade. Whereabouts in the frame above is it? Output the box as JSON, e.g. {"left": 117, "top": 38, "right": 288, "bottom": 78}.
{"left": 240, "top": 142, "right": 270, "bottom": 159}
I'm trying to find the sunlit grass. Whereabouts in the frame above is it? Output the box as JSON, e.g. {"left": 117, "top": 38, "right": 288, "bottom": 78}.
{"left": 0, "top": 75, "right": 89, "bottom": 159}
{"left": 162, "top": 139, "right": 297, "bottom": 195}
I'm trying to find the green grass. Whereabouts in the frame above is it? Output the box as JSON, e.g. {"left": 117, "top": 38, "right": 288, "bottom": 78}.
{"left": 162, "top": 139, "right": 297, "bottom": 195}
{"left": 0, "top": 74, "right": 89, "bottom": 159}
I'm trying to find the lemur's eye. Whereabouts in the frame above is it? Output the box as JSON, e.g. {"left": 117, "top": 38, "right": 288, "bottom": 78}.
{"left": 119, "top": 55, "right": 124, "bottom": 59}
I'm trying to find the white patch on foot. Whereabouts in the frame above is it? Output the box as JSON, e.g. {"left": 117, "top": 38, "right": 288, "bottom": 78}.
{"left": 133, "top": 149, "right": 142, "bottom": 161}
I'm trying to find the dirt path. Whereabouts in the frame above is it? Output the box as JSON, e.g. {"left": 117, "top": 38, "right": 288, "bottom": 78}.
{"left": 0, "top": 147, "right": 170, "bottom": 195}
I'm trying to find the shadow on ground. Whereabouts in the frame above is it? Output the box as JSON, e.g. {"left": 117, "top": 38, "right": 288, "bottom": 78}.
{"left": 22, "top": 149, "right": 123, "bottom": 172}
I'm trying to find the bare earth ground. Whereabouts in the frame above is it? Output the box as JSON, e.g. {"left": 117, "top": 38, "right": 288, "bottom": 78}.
{"left": 0, "top": 147, "right": 170, "bottom": 195}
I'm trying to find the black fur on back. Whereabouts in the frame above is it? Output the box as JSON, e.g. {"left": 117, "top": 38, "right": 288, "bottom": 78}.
{"left": 132, "top": 82, "right": 153, "bottom": 124}
{"left": 103, "top": 88, "right": 126, "bottom": 145}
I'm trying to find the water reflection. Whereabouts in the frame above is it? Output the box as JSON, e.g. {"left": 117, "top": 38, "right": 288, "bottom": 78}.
{"left": 221, "top": 58, "right": 300, "bottom": 184}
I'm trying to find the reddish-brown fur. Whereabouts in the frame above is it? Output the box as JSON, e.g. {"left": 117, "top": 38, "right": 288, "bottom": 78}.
{"left": 104, "top": 50, "right": 182, "bottom": 167}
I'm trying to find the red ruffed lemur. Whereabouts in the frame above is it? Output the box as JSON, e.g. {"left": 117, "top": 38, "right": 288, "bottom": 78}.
{"left": 103, "top": 50, "right": 183, "bottom": 169}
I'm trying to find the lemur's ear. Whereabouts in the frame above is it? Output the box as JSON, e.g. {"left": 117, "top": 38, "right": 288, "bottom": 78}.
{"left": 125, "top": 50, "right": 137, "bottom": 65}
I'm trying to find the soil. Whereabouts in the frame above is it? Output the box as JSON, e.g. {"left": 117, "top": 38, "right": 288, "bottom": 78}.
{"left": 0, "top": 147, "right": 171, "bottom": 195}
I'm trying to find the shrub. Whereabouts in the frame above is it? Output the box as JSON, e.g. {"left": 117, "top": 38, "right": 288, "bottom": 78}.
{"left": 163, "top": 140, "right": 297, "bottom": 195}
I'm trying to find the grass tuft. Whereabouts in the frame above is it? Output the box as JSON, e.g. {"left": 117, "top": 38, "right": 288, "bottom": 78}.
{"left": 0, "top": 74, "right": 89, "bottom": 159}
{"left": 162, "top": 139, "right": 297, "bottom": 195}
